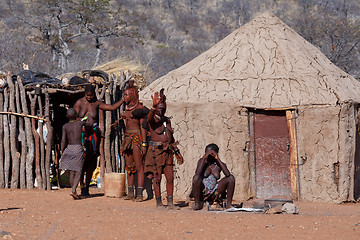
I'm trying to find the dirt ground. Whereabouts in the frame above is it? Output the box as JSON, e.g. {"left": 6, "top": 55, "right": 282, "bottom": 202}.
{"left": 1, "top": 187, "right": 360, "bottom": 240}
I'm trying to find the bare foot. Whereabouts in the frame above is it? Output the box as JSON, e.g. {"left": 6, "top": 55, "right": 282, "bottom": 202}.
{"left": 192, "top": 201, "right": 203, "bottom": 211}
{"left": 70, "top": 192, "right": 80, "bottom": 200}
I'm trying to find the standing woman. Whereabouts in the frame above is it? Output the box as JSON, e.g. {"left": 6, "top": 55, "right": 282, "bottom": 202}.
{"left": 120, "top": 84, "right": 148, "bottom": 202}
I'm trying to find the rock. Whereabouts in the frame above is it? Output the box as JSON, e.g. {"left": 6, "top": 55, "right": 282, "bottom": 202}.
{"left": 265, "top": 205, "right": 283, "bottom": 214}
{"left": 282, "top": 203, "right": 299, "bottom": 214}
{"left": 0, "top": 231, "right": 10, "bottom": 237}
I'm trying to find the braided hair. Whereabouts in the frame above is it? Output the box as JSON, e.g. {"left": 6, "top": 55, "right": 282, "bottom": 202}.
{"left": 159, "top": 88, "right": 166, "bottom": 106}
{"left": 125, "top": 86, "right": 139, "bottom": 102}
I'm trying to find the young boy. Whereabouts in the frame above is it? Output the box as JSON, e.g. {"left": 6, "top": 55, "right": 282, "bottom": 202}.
{"left": 59, "top": 108, "right": 85, "bottom": 199}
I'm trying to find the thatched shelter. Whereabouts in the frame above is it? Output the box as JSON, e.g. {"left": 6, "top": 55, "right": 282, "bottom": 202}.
{"left": 140, "top": 13, "right": 360, "bottom": 203}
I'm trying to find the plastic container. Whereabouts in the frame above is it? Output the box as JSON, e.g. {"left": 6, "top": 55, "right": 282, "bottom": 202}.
{"left": 104, "top": 172, "right": 126, "bottom": 198}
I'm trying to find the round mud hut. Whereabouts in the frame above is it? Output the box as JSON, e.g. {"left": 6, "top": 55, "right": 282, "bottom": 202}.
{"left": 140, "top": 12, "right": 360, "bottom": 203}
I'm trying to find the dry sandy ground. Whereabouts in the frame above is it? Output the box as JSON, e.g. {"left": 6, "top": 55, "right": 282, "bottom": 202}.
{"left": 1, "top": 188, "right": 360, "bottom": 240}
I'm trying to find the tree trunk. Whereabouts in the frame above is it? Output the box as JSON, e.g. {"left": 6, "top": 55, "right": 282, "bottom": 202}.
{"left": 19, "top": 77, "right": 34, "bottom": 189}
{"left": 45, "top": 91, "right": 53, "bottom": 190}
{"left": 15, "top": 81, "right": 26, "bottom": 189}
{"left": 3, "top": 89, "right": 10, "bottom": 188}
{"left": 29, "top": 93, "right": 42, "bottom": 188}
{"left": 0, "top": 92, "right": 4, "bottom": 188}
{"left": 38, "top": 95, "right": 46, "bottom": 190}
{"left": 92, "top": 45, "right": 101, "bottom": 69}
{"left": 8, "top": 74, "right": 20, "bottom": 189}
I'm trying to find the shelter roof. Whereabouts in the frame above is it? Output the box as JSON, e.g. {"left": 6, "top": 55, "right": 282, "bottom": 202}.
{"left": 140, "top": 12, "right": 360, "bottom": 108}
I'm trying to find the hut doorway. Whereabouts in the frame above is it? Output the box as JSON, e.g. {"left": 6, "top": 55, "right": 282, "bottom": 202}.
{"left": 253, "top": 110, "right": 292, "bottom": 198}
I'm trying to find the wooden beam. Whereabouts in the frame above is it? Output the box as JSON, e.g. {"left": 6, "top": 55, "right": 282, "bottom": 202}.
{"left": 286, "top": 110, "right": 299, "bottom": 200}
{"left": 248, "top": 111, "right": 256, "bottom": 198}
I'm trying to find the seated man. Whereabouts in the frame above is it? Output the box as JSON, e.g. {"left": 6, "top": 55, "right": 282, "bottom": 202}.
{"left": 190, "top": 143, "right": 235, "bottom": 210}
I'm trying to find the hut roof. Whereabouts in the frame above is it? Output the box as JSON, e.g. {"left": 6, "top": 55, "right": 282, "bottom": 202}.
{"left": 140, "top": 12, "right": 360, "bottom": 108}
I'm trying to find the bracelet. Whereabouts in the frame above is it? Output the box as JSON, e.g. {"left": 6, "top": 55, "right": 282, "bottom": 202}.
{"left": 174, "top": 149, "right": 180, "bottom": 155}
{"left": 151, "top": 107, "right": 156, "bottom": 112}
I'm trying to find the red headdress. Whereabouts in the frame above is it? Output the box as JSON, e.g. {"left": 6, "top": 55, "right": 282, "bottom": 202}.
{"left": 125, "top": 81, "right": 139, "bottom": 110}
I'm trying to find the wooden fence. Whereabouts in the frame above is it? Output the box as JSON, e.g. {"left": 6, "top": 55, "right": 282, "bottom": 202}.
{"left": 0, "top": 70, "right": 131, "bottom": 190}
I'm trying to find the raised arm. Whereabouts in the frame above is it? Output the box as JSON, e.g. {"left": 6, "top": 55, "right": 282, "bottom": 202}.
{"left": 212, "top": 151, "right": 231, "bottom": 177}
{"left": 99, "top": 98, "right": 125, "bottom": 111}
{"left": 148, "top": 91, "right": 160, "bottom": 124}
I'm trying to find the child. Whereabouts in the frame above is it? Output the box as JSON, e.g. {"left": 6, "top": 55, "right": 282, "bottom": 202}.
{"left": 59, "top": 108, "right": 85, "bottom": 199}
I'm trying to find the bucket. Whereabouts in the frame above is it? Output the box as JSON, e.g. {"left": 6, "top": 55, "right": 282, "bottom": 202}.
{"left": 104, "top": 172, "right": 126, "bottom": 198}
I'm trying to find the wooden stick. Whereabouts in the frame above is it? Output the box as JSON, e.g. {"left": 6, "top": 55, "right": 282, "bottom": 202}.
{"left": 0, "top": 111, "right": 48, "bottom": 121}
{"left": 105, "top": 89, "right": 112, "bottom": 172}
{"left": 28, "top": 92, "right": 42, "bottom": 189}
{"left": 3, "top": 88, "right": 10, "bottom": 188}
{"left": 38, "top": 94, "right": 46, "bottom": 190}
{"left": 96, "top": 84, "right": 106, "bottom": 188}
{"left": 19, "top": 77, "right": 35, "bottom": 189}
{"left": 0, "top": 91, "right": 4, "bottom": 188}
{"left": 108, "top": 80, "right": 116, "bottom": 172}
{"left": 16, "top": 81, "right": 27, "bottom": 189}
{"left": 45, "top": 91, "right": 53, "bottom": 190}
{"left": 8, "top": 73, "right": 20, "bottom": 189}
{"left": 112, "top": 75, "right": 120, "bottom": 173}
{"left": 286, "top": 110, "right": 299, "bottom": 200}
{"left": 29, "top": 88, "right": 85, "bottom": 95}
{"left": 248, "top": 111, "right": 256, "bottom": 198}
{"left": 99, "top": 108, "right": 105, "bottom": 189}
{"left": 120, "top": 71, "right": 126, "bottom": 173}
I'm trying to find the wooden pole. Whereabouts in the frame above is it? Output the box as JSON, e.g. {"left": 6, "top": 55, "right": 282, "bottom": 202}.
{"left": 96, "top": 85, "right": 105, "bottom": 188}
{"left": 286, "top": 110, "right": 299, "bottom": 200}
{"left": 19, "top": 77, "right": 34, "bottom": 189}
{"left": 120, "top": 71, "right": 126, "bottom": 173}
{"left": 15, "top": 81, "right": 27, "bottom": 189}
{"left": 105, "top": 89, "right": 112, "bottom": 173}
{"left": 111, "top": 76, "right": 119, "bottom": 172}
{"left": 28, "top": 92, "right": 42, "bottom": 188}
{"left": 0, "top": 112, "right": 48, "bottom": 121}
{"left": 0, "top": 91, "right": 4, "bottom": 188}
{"left": 248, "top": 111, "right": 256, "bottom": 198}
{"left": 45, "top": 90, "right": 53, "bottom": 190}
{"left": 108, "top": 80, "right": 116, "bottom": 172}
{"left": 3, "top": 88, "right": 10, "bottom": 188}
{"left": 8, "top": 73, "right": 20, "bottom": 189}
{"left": 38, "top": 94, "right": 46, "bottom": 190}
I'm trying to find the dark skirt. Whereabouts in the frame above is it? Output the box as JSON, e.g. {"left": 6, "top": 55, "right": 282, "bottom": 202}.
{"left": 59, "top": 144, "right": 84, "bottom": 172}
